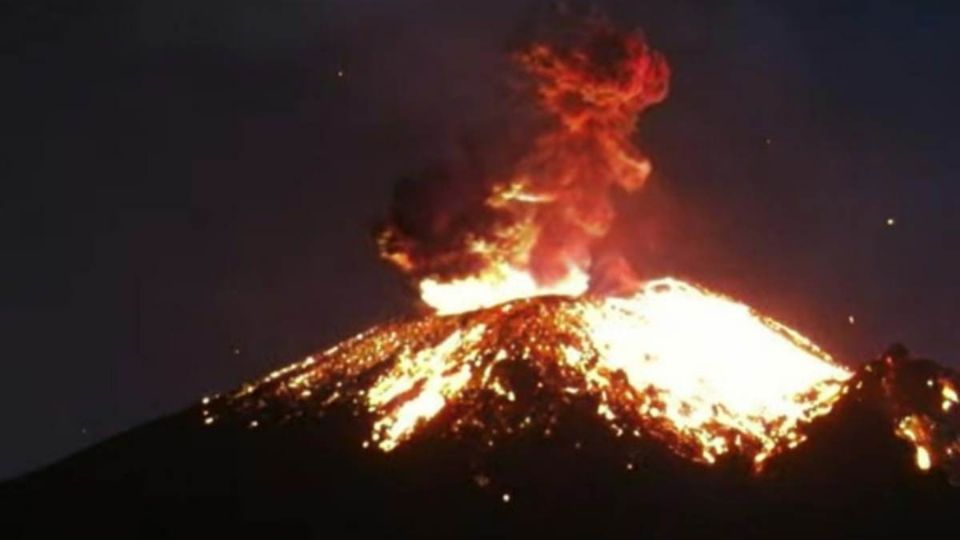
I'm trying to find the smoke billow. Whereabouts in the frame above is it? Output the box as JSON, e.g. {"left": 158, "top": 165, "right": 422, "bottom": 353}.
{"left": 377, "top": 15, "right": 669, "bottom": 304}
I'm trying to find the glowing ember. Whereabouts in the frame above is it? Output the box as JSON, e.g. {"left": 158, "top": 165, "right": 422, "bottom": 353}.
{"left": 944, "top": 381, "right": 959, "bottom": 412}
{"left": 897, "top": 415, "right": 936, "bottom": 471}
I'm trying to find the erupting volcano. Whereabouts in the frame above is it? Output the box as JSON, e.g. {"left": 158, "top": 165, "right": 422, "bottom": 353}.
{"left": 6, "top": 15, "right": 960, "bottom": 540}
{"left": 208, "top": 21, "right": 958, "bottom": 479}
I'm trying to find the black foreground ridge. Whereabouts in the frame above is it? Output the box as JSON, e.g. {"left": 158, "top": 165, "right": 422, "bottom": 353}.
{"left": 2, "top": 344, "right": 958, "bottom": 539}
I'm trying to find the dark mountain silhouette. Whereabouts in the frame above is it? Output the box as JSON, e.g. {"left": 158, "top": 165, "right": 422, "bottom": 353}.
{"left": 2, "top": 345, "right": 958, "bottom": 539}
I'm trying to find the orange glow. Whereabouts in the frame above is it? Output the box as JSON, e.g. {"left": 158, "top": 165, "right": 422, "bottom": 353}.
{"left": 378, "top": 23, "right": 668, "bottom": 313}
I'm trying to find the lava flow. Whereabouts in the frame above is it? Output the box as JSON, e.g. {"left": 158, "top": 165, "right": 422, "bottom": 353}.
{"left": 207, "top": 20, "right": 959, "bottom": 480}
{"left": 217, "top": 278, "right": 849, "bottom": 469}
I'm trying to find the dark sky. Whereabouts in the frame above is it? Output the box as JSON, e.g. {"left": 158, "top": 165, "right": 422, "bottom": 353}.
{"left": 2, "top": 1, "right": 959, "bottom": 479}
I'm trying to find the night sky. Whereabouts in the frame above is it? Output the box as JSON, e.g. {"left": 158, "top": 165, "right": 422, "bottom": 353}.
{"left": 3, "top": 1, "right": 959, "bottom": 479}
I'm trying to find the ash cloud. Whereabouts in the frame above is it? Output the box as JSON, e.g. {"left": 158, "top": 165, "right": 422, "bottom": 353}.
{"left": 377, "top": 10, "right": 670, "bottom": 293}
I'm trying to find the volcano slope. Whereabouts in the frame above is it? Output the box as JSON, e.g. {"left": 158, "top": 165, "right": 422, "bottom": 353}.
{"left": 2, "top": 328, "right": 958, "bottom": 539}
{"left": 3, "top": 357, "right": 958, "bottom": 538}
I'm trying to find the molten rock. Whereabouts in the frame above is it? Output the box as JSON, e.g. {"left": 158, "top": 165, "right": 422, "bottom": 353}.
{"left": 220, "top": 278, "right": 851, "bottom": 469}
{"left": 3, "top": 329, "right": 958, "bottom": 539}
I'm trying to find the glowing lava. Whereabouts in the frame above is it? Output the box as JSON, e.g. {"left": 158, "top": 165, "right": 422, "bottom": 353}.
{"left": 885, "top": 370, "right": 960, "bottom": 477}
{"left": 218, "top": 278, "right": 851, "bottom": 469}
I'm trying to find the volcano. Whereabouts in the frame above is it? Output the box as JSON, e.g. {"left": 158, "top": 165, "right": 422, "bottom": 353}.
{"left": 2, "top": 336, "right": 958, "bottom": 539}
{"left": 5, "top": 16, "right": 959, "bottom": 540}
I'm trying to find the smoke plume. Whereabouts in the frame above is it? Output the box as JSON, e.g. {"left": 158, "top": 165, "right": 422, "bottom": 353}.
{"left": 378, "top": 16, "right": 669, "bottom": 311}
